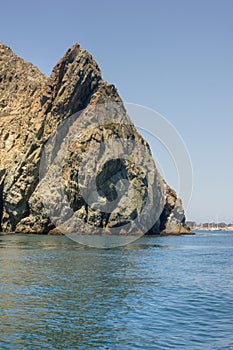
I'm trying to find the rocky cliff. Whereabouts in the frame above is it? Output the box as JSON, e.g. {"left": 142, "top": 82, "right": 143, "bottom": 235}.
{"left": 0, "top": 43, "right": 191, "bottom": 235}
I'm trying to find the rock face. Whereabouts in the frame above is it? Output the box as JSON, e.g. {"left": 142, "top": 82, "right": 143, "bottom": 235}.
{"left": 0, "top": 43, "right": 191, "bottom": 235}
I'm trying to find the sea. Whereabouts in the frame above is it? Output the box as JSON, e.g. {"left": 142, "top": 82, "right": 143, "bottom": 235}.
{"left": 0, "top": 231, "right": 233, "bottom": 350}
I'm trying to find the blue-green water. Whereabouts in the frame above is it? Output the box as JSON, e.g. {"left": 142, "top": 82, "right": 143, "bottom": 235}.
{"left": 1, "top": 232, "right": 233, "bottom": 349}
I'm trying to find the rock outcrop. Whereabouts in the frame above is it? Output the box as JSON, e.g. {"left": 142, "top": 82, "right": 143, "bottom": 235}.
{"left": 0, "top": 43, "right": 191, "bottom": 235}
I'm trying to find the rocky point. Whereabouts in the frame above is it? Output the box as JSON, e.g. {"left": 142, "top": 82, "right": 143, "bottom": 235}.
{"left": 0, "top": 43, "right": 191, "bottom": 235}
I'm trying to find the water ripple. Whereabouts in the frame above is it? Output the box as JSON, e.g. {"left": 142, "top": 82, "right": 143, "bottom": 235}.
{"left": 0, "top": 233, "right": 233, "bottom": 349}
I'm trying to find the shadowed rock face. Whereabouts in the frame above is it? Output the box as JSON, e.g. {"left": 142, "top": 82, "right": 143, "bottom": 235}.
{"left": 0, "top": 43, "right": 191, "bottom": 235}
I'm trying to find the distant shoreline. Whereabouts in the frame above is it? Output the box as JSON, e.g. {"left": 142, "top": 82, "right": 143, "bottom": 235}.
{"left": 186, "top": 221, "right": 233, "bottom": 232}
{"left": 192, "top": 227, "right": 233, "bottom": 232}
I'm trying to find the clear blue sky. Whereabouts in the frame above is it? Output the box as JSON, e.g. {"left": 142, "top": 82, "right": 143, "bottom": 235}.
{"left": 1, "top": 0, "right": 233, "bottom": 223}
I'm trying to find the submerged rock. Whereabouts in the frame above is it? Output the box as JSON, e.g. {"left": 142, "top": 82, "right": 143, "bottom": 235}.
{"left": 0, "top": 43, "right": 191, "bottom": 235}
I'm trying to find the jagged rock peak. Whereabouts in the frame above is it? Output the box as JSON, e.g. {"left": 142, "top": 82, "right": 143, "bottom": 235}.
{"left": 0, "top": 43, "right": 46, "bottom": 118}
{"left": 50, "top": 43, "right": 101, "bottom": 81}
